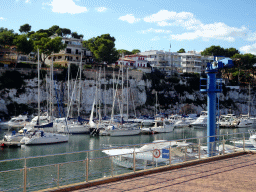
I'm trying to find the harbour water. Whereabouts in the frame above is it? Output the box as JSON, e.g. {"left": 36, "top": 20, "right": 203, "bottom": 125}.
{"left": 0, "top": 126, "right": 252, "bottom": 161}
{"left": 0, "top": 126, "right": 254, "bottom": 191}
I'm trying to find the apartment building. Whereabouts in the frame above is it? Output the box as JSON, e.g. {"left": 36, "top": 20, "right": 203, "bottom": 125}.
{"left": 179, "top": 51, "right": 202, "bottom": 74}
{"left": 140, "top": 50, "right": 214, "bottom": 75}
{"left": 116, "top": 54, "right": 148, "bottom": 68}
{"left": 140, "top": 50, "right": 179, "bottom": 75}
{"left": 45, "top": 35, "right": 93, "bottom": 67}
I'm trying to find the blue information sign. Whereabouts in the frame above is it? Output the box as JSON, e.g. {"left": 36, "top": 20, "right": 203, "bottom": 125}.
{"left": 162, "top": 148, "right": 170, "bottom": 159}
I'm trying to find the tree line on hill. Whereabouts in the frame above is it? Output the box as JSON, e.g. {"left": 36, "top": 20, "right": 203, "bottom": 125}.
{"left": 1, "top": 23, "right": 256, "bottom": 83}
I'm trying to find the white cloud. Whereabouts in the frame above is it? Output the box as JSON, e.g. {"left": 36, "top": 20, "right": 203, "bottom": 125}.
{"left": 49, "top": 0, "right": 88, "bottom": 14}
{"left": 240, "top": 43, "right": 256, "bottom": 54}
{"left": 171, "top": 22, "right": 247, "bottom": 41}
{"left": 144, "top": 10, "right": 194, "bottom": 23}
{"left": 0, "top": 17, "right": 5, "bottom": 20}
{"left": 96, "top": 7, "right": 107, "bottom": 12}
{"left": 247, "top": 32, "right": 256, "bottom": 41}
{"left": 119, "top": 14, "right": 140, "bottom": 24}
{"left": 25, "top": 0, "right": 31, "bottom": 3}
{"left": 139, "top": 28, "right": 171, "bottom": 34}
{"left": 142, "top": 10, "right": 249, "bottom": 42}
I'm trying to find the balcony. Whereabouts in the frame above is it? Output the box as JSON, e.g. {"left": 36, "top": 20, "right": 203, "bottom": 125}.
{"left": 147, "top": 58, "right": 157, "bottom": 61}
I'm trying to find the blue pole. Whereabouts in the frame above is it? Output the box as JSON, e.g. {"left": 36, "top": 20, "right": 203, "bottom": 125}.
{"left": 207, "top": 71, "right": 217, "bottom": 156}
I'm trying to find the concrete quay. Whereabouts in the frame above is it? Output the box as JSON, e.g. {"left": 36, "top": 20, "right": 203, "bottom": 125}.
{"left": 43, "top": 151, "right": 256, "bottom": 192}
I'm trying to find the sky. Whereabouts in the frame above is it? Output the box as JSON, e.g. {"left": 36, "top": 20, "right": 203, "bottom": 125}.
{"left": 1, "top": 0, "right": 256, "bottom": 54}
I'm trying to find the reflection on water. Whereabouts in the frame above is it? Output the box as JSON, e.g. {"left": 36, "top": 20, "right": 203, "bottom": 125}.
{"left": 0, "top": 125, "right": 255, "bottom": 191}
{"left": 0, "top": 126, "right": 253, "bottom": 161}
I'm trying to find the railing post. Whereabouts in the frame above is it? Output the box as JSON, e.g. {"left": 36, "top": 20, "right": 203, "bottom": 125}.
{"left": 211, "top": 142, "right": 213, "bottom": 156}
{"left": 198, "top": 139, "right": 201, "bottom": 159}
{"left": 222, "top": 136, "right": 225, "bottom": 155}
{"left": 243, "top": 133, "right": 245, "bottom": 151}
{"left": 86, "top": 152, "right": 89, "bottom": 182}
{"left": 169, "top": 146, "right": 171, "bottom": 165}
{"left": 23, "top": 158, "right": 27, "bottom": 192}
{"left": 184, "top": 147, "right": 187, "bottom": 162}
{"left": 111, "top": 156, "right": 114, "bottom": 177}
{"left": 57, "top": 164, "right": 60, "bottom": 188}
{"left": 133, "top": 146, "right": 136, "bottom": 172}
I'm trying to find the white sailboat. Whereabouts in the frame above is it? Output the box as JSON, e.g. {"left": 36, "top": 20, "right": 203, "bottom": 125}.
{"left": 20, "top": 130, "right": 68, "bottom": 145}
{"left": 21, "top": 49, "right": 69, "bottom": 145}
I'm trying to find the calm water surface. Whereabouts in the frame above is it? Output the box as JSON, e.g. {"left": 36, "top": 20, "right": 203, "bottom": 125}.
{"left": 0, "top": 126, "right": 251, "bottom": 160}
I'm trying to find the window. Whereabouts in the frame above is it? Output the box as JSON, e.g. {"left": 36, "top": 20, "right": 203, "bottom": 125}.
{"left": 58, "top": 56, "right": 62, "bottom": 59}
{"left": 66, "top": 48, "right": 71, "bottom": 53}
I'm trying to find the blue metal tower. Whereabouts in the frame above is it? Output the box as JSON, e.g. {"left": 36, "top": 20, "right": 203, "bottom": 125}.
{"left": 200, "top": 57, "right": 233, "bottom": 156}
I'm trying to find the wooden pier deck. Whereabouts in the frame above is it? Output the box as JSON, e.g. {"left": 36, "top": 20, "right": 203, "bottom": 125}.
{"left": 43, "top": 152, "right": 256, "bottom": 192}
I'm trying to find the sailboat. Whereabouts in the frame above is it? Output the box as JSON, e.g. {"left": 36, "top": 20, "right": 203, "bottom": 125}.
{"left": 21, "top": 49, "right": 68, "bottom": 145}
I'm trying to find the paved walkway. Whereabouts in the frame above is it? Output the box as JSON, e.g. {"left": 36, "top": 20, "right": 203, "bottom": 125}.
{"left": 74, "top": 153, "right": 256, "bottom": 192}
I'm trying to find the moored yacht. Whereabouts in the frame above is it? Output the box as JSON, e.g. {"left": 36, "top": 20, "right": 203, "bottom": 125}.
{"left": 20, "top": 130, "right": 68, "bottom": 145}
{"left": 190, "top": 111, "right": 207, "bottom": 128}
{"left": 141, "top": 119, "right": 174, "bottom": 134}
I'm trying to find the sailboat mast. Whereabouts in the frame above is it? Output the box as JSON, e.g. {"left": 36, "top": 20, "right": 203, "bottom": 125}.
{"left": 37, "top": 48, "right": 40, "bottom": 125}
{"left": 127, "top": 68, "right": 129, "bottom": 120}
{"left": 248, "top": 83, "right": 251, "bottom": 117}
{"left": 95, "top": 71, "right": 98, "bottom": 119}
{"left": 78, "top": 52, "right": 82, "bottom": 117}
{"left": 67, "top": 63, "right": 70, "bottom": 116}
{"left": 50, "top": 56, "right": 54, "bottom": 118}
{"left": 104, "top": 67, "right": 106, "bottom": 118}
{"left": 121, "top": 63, "right": 124, "bottom": 120}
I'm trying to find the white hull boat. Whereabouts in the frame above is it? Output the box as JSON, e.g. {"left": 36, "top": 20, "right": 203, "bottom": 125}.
{"left": 190, "top": 111, "right": 207, "bottom": 128}
{"left": 141, "top": 120, "right": 174, "bottom": 134}
{"left": 101, "top": 124, "right": 141, "bottom": 136}
{"left": 20, "top": 131, "right": 68, "bottom": 145}
{"left": 102, "top": 140, "right": 197, "bottom": 169}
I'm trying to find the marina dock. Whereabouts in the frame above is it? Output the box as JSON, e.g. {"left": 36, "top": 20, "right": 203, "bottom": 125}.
{"left": 40, "top": 151, "right": 256, "bottom": 192}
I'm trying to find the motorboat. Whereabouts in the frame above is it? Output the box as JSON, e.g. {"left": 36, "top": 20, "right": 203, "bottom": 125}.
{"left": 1, "top": 115, "right": 30, "bottom": 130}
{"left": 174, "top": 117, "right": 194, "bottom": 128}
{"left": 141, "top": 119, "right": 174, "bottom": 134}
{"left": 20, "top": 130, "right": 68, "bottom": 145}
{"left": 218, "top": 114, "right": 237, "bottom": 128}
{"left": 102, "top": 140, "right": 198, "bottom": 169}
{"left": 3, "top": 129, "right": 31, "bottom": 142}
{"left": 234, "top": 115, "right": 253, "bottom": 128}
{"left": 190, "top": 111, "right": 208, "bottom": 128}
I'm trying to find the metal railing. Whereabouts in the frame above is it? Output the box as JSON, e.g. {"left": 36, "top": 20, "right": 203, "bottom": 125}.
{"left": 0, "top": 131, "right": 253, "bottom": 192}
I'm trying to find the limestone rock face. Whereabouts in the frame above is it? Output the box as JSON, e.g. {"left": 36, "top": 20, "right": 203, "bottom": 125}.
{"left": 0, "top": 77, "right": 255, "bottom": 117}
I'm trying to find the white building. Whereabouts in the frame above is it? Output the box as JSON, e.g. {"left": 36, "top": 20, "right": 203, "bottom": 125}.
{"left": 116, "top": 54, "right": 148, "bottom": 68}
{"left": 45, "top": 35, "right": 93, "bottom": 67}
{"left": 140, "top": 50, "right": 177, "bottom": 75}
